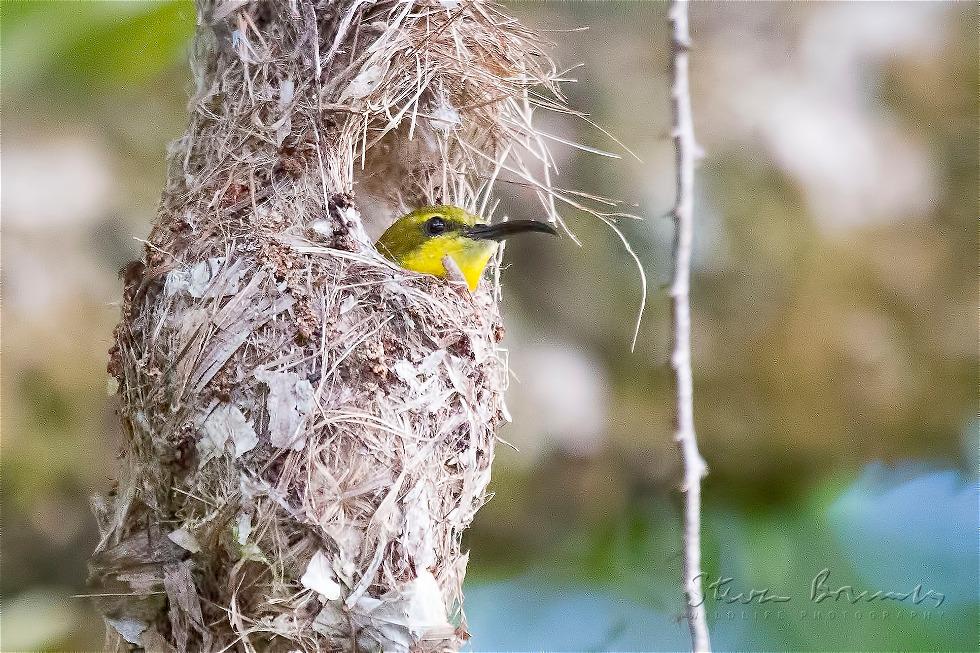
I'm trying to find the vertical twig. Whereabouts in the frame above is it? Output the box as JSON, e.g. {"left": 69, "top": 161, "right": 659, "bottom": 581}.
{"left": 668, "top": 1, "right": 711, "bottom": 652}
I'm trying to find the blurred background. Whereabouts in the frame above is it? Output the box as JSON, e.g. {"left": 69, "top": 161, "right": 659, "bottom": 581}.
{"left": 1, "top": 2, "right": 976, "bottom": 651}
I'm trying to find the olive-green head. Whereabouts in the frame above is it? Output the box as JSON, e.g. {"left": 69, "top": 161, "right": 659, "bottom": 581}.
{"left": 376, "top": 205, "right": 557, "bottom": 290}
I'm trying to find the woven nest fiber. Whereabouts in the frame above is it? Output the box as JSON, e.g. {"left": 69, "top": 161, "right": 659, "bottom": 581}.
{"left": 90, "top": 0, "right": 573, "bottom": 651}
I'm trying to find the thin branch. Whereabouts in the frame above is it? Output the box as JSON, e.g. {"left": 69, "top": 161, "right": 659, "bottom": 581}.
{"left": 668, "top": 1, "right": 711, "bottom": 652}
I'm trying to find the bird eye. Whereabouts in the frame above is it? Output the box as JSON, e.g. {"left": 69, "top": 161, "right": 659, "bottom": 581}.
{"left": 425, "top": 216, "right": 447, "bottom": 236}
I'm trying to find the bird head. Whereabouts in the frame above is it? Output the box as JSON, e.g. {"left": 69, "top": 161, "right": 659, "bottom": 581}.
{"left": 376, "top": 205, "right": 557, "bottom": 291}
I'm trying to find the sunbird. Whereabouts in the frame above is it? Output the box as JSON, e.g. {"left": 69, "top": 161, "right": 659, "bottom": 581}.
{"left": 376, "top": 205, "right": 558, "bottom": 291}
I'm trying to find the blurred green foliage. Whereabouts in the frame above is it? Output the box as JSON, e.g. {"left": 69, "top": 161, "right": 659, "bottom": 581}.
{"left": 466, "top": 465, "right": 976, "bottom": 651}
{"left": 2, "top": 1, "right": 976, "bottom": 651}
{"left": 1, "top": 0, "right": 193, "bottom": 93}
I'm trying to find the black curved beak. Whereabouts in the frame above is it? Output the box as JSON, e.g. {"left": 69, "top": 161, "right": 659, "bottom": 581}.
{"left": 465, "top": 220, "right": 559, "bottom": 241}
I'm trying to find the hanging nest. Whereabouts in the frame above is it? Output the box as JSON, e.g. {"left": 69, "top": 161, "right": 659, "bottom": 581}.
{"left": 90, "top": 0, "right": 575, "bottom": 651}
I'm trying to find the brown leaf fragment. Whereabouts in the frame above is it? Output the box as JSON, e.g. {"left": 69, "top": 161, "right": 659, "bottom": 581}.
{"left": 163, "top": 560, "right": 212, "bottom": 653}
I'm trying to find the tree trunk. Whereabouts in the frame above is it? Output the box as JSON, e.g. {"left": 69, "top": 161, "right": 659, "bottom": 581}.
{"left": 89, "top": 1, "right": 558, "bottom": 650}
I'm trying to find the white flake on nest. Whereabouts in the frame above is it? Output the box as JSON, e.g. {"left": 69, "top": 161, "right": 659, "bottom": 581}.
{"left": 163, "top": 259, "right": 210, "bottom": 297}
{"left": 164, "top": 256, "right": 243, "bottom": 298}
{"left": 235, "top": 513, "right": 252, "bottom": 546}
{"left": 313, "top": 570, "right": 451, "bottom": 653}
{"left": 273, "top": 79, "right": 295, "bottom": 147}
{"left": 311, "top": 219, "right": 332, "bottom": 237}
{"left": 338, "top": 293, "right": 359, "bottom": 315}
{"left": 334, "top": 203, "right": 372, "bottom": 246}
{"left": 106, "top": 617, "right": 148, "bottom": 645}
{"left": 365, "top": 571, "right": 453, "bottom": 648}
{"left": 318, "top": 518, "right": 363, "bottom": 585}
{"left": 255, "top": 368, "right": 315, "bottom": 450}
{"left": 400, "top": 571, "right": 451, "bottom": 638}
{"left": 198, "top": 403, "right": 258, "bottom": 465}
{"left": 429, "top": 97, "right": 460, "bottom": 133}
{"left": 442, "top": 354, "right": 471, "bottom": 399}
{"left": 393, "top": 352, "right": 441, "bottom": 394}
{"left": 167, "top": 527, "right": 202, "bottom": 554}
{"left": 301, "top": 550, "right": 342, "bottom": 601}
{"left": 231, "top": 29, "right": 262, "bottom": 64}
{"left": 275, "top": 118, "right": 292, "bottom": 147}
{"left": 278, "top": 79, "right": 295, "bottom": 108}
{"left": 393, "top": 350, "right": 453, "bottom": 414}
{"left": 402, "top": 481, "right": 437, "bottom": 569}
{"left": 234, "top": 514, "right": 266, "bottom": 562}
{"left": 341, "top": 61, "right": 388, "bottom": 101}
